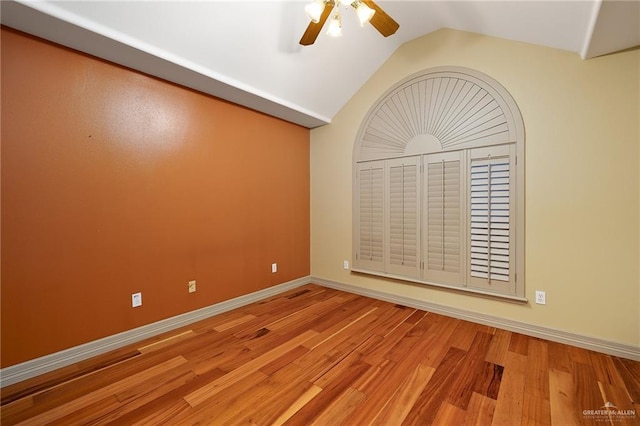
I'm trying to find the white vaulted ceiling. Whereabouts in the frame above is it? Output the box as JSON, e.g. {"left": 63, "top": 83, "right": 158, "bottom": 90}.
{"left": 2, "top": 0, "right": 639, "bottom": 128}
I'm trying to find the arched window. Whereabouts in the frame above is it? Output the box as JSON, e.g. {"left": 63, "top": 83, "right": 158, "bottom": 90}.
{"left": 353, "top": 66, "right": 525, "bottom": 300}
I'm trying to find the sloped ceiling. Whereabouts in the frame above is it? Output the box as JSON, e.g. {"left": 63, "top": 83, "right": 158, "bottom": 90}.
{"left": 2, "top": 0, "right": 639, "bottom": 128}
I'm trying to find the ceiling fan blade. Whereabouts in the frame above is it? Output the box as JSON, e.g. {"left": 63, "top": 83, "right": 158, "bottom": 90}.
{"left": 362, "top": 0, "right": 399, "bottom": 37}
{"left": 299, "top": 2, "right": 334, "bottom": 46}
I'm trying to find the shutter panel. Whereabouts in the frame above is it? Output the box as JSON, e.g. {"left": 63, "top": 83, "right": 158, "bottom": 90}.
{"left": 424, "top": 151, "right": 464, "bottom": 285}
{"left": 355, "top": 161, "right": 385, "bottom": 271}
{"left": 386, "top": 157, "right": 420, "bottom": 278}
{"left": 468, "top": 146, "right": 514, "bottom": 293}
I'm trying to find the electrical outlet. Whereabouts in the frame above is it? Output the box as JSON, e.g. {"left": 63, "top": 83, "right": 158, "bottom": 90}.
{"left": 535, "top": 290, "right": 546, "bottom": 305}
{"left": 343, "top": 260, "right": 350, "bottom": 270}
{"left": 271, "top": 263, "right": 277, "bottom": 273}
{"left": 188, "top": 280, "right": 196, "bottom": 293}
{"left": 132, "top": 292, "right": 142, "bottom": 308}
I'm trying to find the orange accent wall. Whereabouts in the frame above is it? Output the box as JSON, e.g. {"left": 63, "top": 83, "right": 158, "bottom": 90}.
{"left": 0, "top": 28, "right": 310, "bottom": 368}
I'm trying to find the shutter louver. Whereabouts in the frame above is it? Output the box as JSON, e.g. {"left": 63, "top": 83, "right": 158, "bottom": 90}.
{"left": 424, "top": 152, "right": 463, "bottom": 285}
{"left": 469, "top": 156, "right": 511, "bottom": 283}
{"left": 357, "top": 163, "right": 384, "bottom": 270}
{"left": 387, "top": 158, "right": 420, "bottom": 277}
{"left": 427, "top": 161, "right": 461, "bottom": 269}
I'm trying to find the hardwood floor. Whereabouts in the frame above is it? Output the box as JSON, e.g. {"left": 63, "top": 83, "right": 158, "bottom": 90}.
{"left": 2, "top": 284, "right": 639, "bottom": 425}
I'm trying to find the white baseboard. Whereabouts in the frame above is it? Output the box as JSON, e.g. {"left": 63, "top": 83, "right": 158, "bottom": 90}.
{"left": 0, "top": 276, "right": 310, "bottom": 388}
{"left": 311, "top": 276, "right": 640, "bottom": 362}
{"left": 3, "top": 274, "right": 637, "bottom": 388}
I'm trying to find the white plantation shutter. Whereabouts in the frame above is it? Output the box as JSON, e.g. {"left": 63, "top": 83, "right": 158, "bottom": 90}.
{"left": 353, "top": 68, "right": 525, "bottom": 299}
{"left": 424, "top": 152, "right": 464, "bottom": 285}
{"left": 355, "top": 161, "right": 385, "bottom": 271}
{"left": 468, "top": 146, "right": 515, "bottom": 293}
{"left": 386, "top": 157, "right": 420, "bottom": 278}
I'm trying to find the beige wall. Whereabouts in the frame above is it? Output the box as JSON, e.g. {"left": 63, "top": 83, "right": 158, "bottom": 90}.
{"left": 311, "top": 29, "right": 640, "bottom": 347}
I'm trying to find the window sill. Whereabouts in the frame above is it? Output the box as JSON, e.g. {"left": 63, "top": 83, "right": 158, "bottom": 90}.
{"left": 350, "top": 268, "right": 528, "bottom": 303}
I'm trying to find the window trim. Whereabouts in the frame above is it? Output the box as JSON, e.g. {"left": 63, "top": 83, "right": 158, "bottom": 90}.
{"left": 352, "top": 67, "right": 525, "bottom": 301}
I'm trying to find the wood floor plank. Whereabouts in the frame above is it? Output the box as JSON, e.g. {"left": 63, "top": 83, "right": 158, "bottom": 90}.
{"left": 446, "top": 331, "right": 494, "bottom": 410}
{"left": 309, "top": 387, "right": 366, "bottom": 426}
{"left": 612, "top": 357, "right": 640, "bottom": 403}
{"left": 450, "top": 320, "right": 490, "bottom": 352}
{"left": 46, "top": 395, "right": 121, "bottom": 426}
{"left": 0, "top": 347, "right": 140, "bottom": 406}
{"left": 3, "top": 284, "right": 638, "bottom": 426}
{"left": 485, "top": 328, "right": 512, "bottom": 367}
{"left": 350, "top": 357, "right": 394, "bottom": 393}
{"left": 362, "top": 321, "right": 413, "bottom": 366}
{"left": 130, "top": 399, "right": 191, "bottom": 426}
{"left": 371, "top": 363, "right": 435, "bottom": 425}
{"left": 402, "top": 347, "right": 468, "bottom": 426}
{"left": 419, "top": 314, "right": 462, "bottom": 369}
{"left": 282, "top": 360, "right": 370, "bottom": 425}
{"left": 348, "top": 327, "right": 447, "bottom": 425}
{"left": 293, "top": 338, "right": 362, "bottom": 382}
{"left": 432, "top": 401, "right": 467, "bottom": 425}
{"left": 185, "top": 336, "right": 249, "bottom": 373}
{"left": 200, "top": 363, "right": 307, "bottom": 425}
{"left": 589, "top": 352, "right": 627, "bottom": 388}
{"left": 472, "top": 361, "right": 503, "bottom": 400}
{"left": 301, "top": 295, "right": 375, "bottom": 335}
{"left": 303, "top": 306, "right": 378, "bottom": 350}
{"left": 259, "top": 344, "right": 310, "bottom": 376}
{"left": 230, "top": 373, "right": 318, "bottom": 425}
{"left": 0, "top": 395, "right": 34, "bottom": 421}
{"left": 183, "top": 329, "right": 318, "bottom": 407}
{"left": 167, "top": 370, "right": 270, "bottom": 425}
{"left": 598, "top": 381, "right": 640, "bottom": 426}
{"left": 241, "top": 312, "right": 328, "bottom": 353}
{"left": 14, "top": 356, "right": 188, "bottom": 425}
{"left": 270, "top": 384, "right": 323, "bottom": 426}
{"left": 296, "top": 307, "right": 381, "bottom": 382}
{"left": 263, "top": 293, "right": 342, "bottom": 332}
{"left": 465, "top": 391, "right": 497, "bottom": 425}
{"left": 189, "top": 307, "right": 259, "bottom": 333}
{"left": 522, "top": 393, "right": 551, "bottom": 426}
{"left": 383, "top": 315, "right": 433, "bottom": 363}
{"left": 265, "top": 306, "right": 321, "bottom": 332}
{"left": 137, "top": 330, "right": 196, "bottom": 354}
{"left": 491, "top": 351, "right": 526, "bottom": 426}
{"left": 547, "top": 340, "right": 573, "bottom": 374}
{"left": 404, "top": 309, "right": 427, "bottom": 325}
{"left": 508, "top": 332, "right": 529, "bottom": 356}
{"left": 568, "top": 344, "right": 593, "bottom": 366}
{"left": 549, "top": 368, "right": 581, "bottom": 425}
{"left": 526, "top": 338, "right": 550, "bottom": 399}
{"left": 371, "top": 305, "right": 418, "bottom": 338}
{"left": 573, "top": 360, "right": 606, "bottom": 422}
{"left": 313, "top": 347, "right": 365, "bottom": 389}
{"left": 522, "top": 338, "right": 551, "bottom": 425}
{"left": 74, "top": 370, "right": 195, "bottom": 425}
{"left": 101, "top": 367, "right": 227, "bottom": 425}
{"left": 212, "top": 313, "right": 257, "bottom": 332}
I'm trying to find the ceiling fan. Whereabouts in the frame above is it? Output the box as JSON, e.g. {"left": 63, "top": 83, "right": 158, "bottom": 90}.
{"left": 300, "top": 0, "right": 400, "bottom": 46}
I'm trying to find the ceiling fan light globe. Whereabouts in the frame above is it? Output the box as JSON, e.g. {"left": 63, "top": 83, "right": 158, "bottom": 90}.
{"left": 326, "top": 13, "right": 343, "bottom": 37}
{"left": 305, "top": 1, "right": 325, "bottom": 23}
{"left": 356, "top": 3, "right": 375, "bottom": 26}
